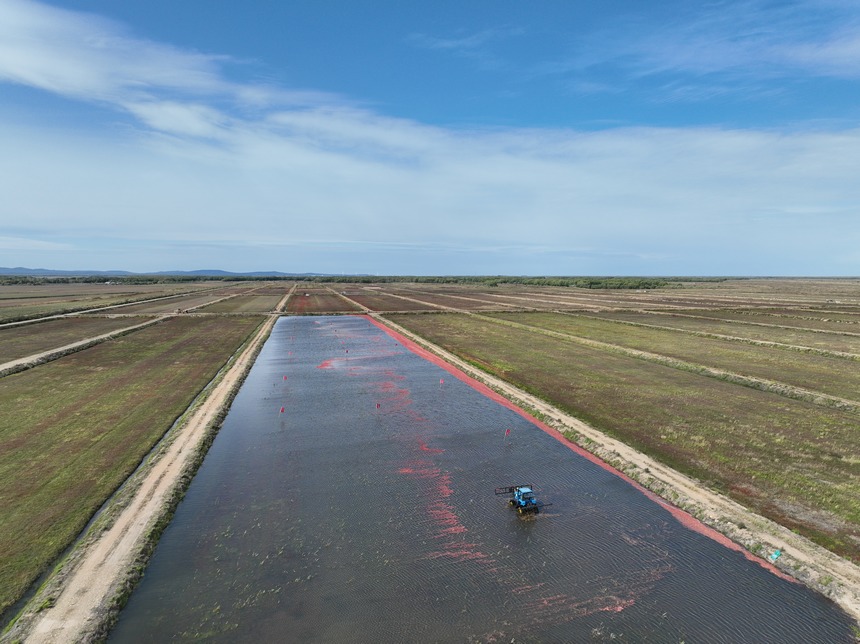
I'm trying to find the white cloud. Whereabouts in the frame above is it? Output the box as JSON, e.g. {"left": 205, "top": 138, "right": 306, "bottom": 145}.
{"left": 0, "top": 236, "right": 71, "bottom": 251}
{"left": 408, "top": 27, "right": 523, "bottom": 53}
{"left": 122, "top": 101, "right": 232, "bottom": 139}
{"left": 537, "top": 0, "right": 860, "bottom": 91}
{"left": 0, "top": 0, "right": 230, "bottom": 101}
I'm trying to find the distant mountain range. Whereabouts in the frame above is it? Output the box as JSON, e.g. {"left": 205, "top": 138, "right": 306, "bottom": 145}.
{"left": 0, "top": 267, "right": 328, "bottom": 277}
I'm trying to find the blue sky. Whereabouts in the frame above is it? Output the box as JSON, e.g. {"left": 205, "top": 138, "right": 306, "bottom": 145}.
{"left": 1, "top": 0, "right": 859, "bottom": 275}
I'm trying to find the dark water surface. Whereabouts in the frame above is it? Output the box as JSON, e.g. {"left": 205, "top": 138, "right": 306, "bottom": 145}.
{"left": 111, "top": 316, "right": 854, "bottom": 642}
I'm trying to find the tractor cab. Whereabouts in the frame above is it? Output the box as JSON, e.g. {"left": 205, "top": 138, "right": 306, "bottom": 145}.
{"left": 515, "top": 487, "right": 535, "bottom": 504}
{"left": 495, "top": 484, "right": 550, "bottom": 515}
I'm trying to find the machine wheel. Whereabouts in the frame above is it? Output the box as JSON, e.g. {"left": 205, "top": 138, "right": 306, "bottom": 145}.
{"left": 509, "top": 500, "right": 515, "bottom": 507}
{"left": 517, "top": 506, "right": 524, "bottom": 514}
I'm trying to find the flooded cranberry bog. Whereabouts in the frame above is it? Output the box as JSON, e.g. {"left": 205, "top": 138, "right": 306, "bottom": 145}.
{"left": 109, "top": 315, "right": 854, "bottom": 642}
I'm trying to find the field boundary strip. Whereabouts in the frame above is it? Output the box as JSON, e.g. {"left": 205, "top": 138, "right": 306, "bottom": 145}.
{"left": 563, "top": 312, "right": 860, "bottom": 362}
{"left": 476, "top": 313, "right": 860, "bottom": 415}
{"left": 646, "top": 310, "right": 860, "bottom": 338}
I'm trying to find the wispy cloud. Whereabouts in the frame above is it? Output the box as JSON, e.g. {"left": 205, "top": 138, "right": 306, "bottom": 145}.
{"left": 408, "top": 27, "right": 522, "bottom": 53}
{"left": 629, "top": 0, "right": 860, "bottom": 79}
{"left": 406, "top": 26, "right": 523, "bottom": 69}
{"left": 0, "top": 235, "right": 72, "bottom": 251}
{"left": 536, "top": 0, "right": 860, "bottom": 99}
{"left": 0, "top": 0, "right": 230, "bottom": 101}
{"left": 0, "top": 0, "right": 340, "bottom": 120}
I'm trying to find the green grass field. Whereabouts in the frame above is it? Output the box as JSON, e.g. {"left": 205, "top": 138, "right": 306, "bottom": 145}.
{"left": 587, "top": 311, "right": 860, "bottom": 354}
{"left": 488, "top": 312, "right": 860, "bottom": 403}
{"left": 0, "top": 315, "right": 264, "bottom": 615}
{"left": 0, "top": 317, "right": 153, "bottom": 364}
{"left": 0, "top": 283, "right": 223, "bottom": 323}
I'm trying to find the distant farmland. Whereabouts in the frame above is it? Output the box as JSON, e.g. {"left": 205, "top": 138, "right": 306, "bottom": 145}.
{"left": 1, "top": 277, "right": 859, "bottom": 625}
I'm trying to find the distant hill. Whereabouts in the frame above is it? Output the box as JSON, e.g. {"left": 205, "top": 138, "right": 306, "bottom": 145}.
{"left": 0, "top": 267, "right": 327, "bottom": 277}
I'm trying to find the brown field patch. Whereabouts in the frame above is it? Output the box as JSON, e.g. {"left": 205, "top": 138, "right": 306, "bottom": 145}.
{"left": 197, "top": 295, "right": 284, "bottom": 313}
{"left": 286, "top": 292, "right": 360, "bottom": 314}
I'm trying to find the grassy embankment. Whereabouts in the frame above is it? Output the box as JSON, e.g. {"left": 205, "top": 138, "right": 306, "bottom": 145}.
{"left": 387, "top": 312, "right": 860, "bottom": 562}
{"left": 0, "top": 315, "right": 264, "bottom": 616}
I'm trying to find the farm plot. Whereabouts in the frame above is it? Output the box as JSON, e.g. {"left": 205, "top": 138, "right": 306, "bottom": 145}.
{"left": 339, "top": 291, "right": 434, "bottom": 312}
{"left": 0, "top": 316, "right": 153, "bottom": 365}
{"left": 679, "top": 309, "right": 860, "bottom": 334}
{"left": 285, "top": 290, "right": 361, "bottom": 314}
{"left": 250, "top": 284, "right": 295, "bottom": 296}
{"left": 587, "top": 311, "right": 860, "bottom": 355}
{"left": 664, "top": 278, "right": 860, "bottom": 302}
{"left": 385, "top": 288, "right": 522, "bottom": 311}
{"left": 0, "top": 283, "right": 219, "bottom": 323}
{"left": 198, "top": 295, "right": 284, "bottom": 313}
{"left": 102, "top": 289, "right": 244, "bottom": 314}
{"left": 487, "top": 312, "right": 860, "bottom": 403}
{"left": 777, "top": 311, "right": 860, "bottom": 324}
{"left": 0, "top": 315, "right": 264, "bottom": 616}
{"left": 389, "top": 288, "right": 553, "bottom": 310}
{"left": 387, "top": 313, "right": 860, "bottom": 561}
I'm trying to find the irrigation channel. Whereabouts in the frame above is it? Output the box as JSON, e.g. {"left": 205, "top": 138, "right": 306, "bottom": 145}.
{"left": 110, "top": 315, "right": 855, "bottom": 642}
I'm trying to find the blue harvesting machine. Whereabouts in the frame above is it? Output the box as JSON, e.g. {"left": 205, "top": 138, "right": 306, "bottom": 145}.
{"left": 495, "top": 484, "right": 551, "bottom": 515}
